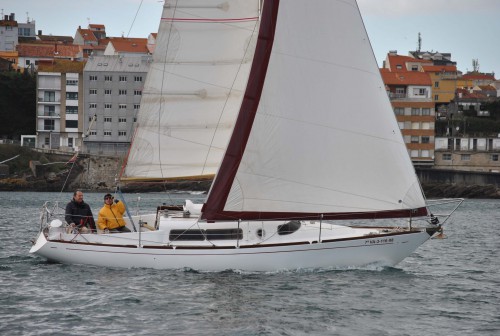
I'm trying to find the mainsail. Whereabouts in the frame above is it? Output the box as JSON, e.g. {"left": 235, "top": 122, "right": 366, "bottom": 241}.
{"left": 202, "top": 0, "right": 428, "bottom": 220}
{"left": 121, "top": 0, "right": 261, "bottom": 181}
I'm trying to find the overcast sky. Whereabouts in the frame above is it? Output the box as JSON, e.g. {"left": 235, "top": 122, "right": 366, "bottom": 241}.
{"left": 4, "top": 0, "right": 500, "bottom": 75}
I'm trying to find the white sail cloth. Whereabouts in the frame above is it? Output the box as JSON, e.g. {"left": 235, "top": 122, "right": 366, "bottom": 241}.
{"left": 122, "top": 0, "right": 260, "bottom": 180}
{"left": 215, "top": 0, "right": 426, "bottom": 216}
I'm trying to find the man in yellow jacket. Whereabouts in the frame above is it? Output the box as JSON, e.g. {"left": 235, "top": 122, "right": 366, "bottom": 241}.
{"left": 97, "top": 193, "right": 131, "bottom": 233}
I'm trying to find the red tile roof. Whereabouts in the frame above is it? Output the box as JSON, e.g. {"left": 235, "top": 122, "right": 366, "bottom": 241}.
{"left": 78, "top": 28, "right": 98, "bottom": 42}
{"left": 386, "top": 54, "right": 431, "bottom": 71}
{"left": 380, "top": 70, "right": 431, "bottom": 86}
{"left": 422, "top": 65, "right": 457, "bottom": 72}
{"left": 17, "top": 43, "right": 80, "bottom": 58}
{"left": 107, "top": 38, "right": 149, "bottom": 53}
{"left": 462, "top": 72, "right": 496, "bottom": 80}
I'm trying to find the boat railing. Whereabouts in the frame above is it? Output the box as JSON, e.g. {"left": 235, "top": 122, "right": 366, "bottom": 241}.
{"left": 425, "top": 198, "right": 464, "bottom": 225}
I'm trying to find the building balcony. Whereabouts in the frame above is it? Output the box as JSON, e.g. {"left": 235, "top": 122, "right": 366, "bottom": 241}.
{"left": 37, "top": 112, "right": 60, "bottom": 118}
{"left": 38, "top": 98, "right": 61, "bottom": 103}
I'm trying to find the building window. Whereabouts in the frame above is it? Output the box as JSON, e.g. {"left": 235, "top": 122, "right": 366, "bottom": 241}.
{"left": 434, "top": 81, "right": 439, "bottom": 88}
{"left": 66, "top": 79, "right": 78, "bottom": 86}
{"left": 411, "top": 136, "right": 419, "bottom": 143}
{"left": 66, "top": 120, "right": 78, "bottom": 128}
{"left": 104, "top": 131, "right": 112, "bottom": 136}
{"left": 105, "top": 89, "right": 112, "bottom": 95}
{"left": 119, "top": 89, "right": 127, "bottom": 95}
{"left": 89, "top": 103, "right": 97, "bottom": 109}
{"left": 413, "top": 88, "right": 426, "bottom": 96}
{"left": 44, "top": 105, "right": 55, "bottom": 115}
{"left": 105, "top": 75, "right": 113, "bottom": 82}
{"left": 66, "top": 92, "right": 78, "bottom": 100}
{"left": 398, "top": 122, "right": 404, "bottom": 129}
{"left": 104, "top": 103, "right": 112, "bottom": 109}
{"left": 119, "top": 104, "right": 127, "bottom": 110}
{"left": 442, "top": 153, "right": 452, "bottom": 161}
{"left": 89, "top": 75, "right": 97, "bottom": 81}
{"left": 411, "top": 122, "right": 420, "bottom": 130}
{"left": 421, "top": 136, "right": 430, "bottom": 144}
{"left": 461, "top": 154, "right": 471, "bottom": 161}
{"left": 134, "top": 90, "right": 142, "bottom": 96}
{"left": 118, "top": 131, "right": 127, "bottom": 136}
{"left": 45, "top": 137, "right": 50, "bottom": 145}
{"left": 411, "top": 65, "right": 418, "bottom": 71}
{"left": 421, "top": 150, "right": 430, "bottom": 158}
{"left": 134, "top": 76, "right": 143, "bottom": 82}
{"left": 491, "top": 154, "right": 499, "bottom": 162}
{"left": 394, "top": 107, "right": 404, "bottom": 115}
{"left": 434, "top": 94, "right": 439, "bottom": 101}
{"left": 422, "top": 108, "right": 430, "bottom": 116}
{"left": 104, "top": 117, "right": 112, "bottom": 122}
{"left": 119, "top": 118, "right": 127, "bottom": 123}
{"left": 66, "top": 106, "right": 78, "bottom": 114}
{"left": 134, "top": 104, "right": 140, "bottom": 110}
{"left": 89, "top": 131, "right": 97, "bottom": 136}
{"left": 89, "top": 89, "right": 97, "bottom": 95}
{"left": 44, "top": 120, "right": 55, "bottom": 131}
{"left": 119, "top": 76, "right": 127, "bottom": 82}
{"left": 411, "top": 108, "right": 420, "bottom": 116}
{"left": 44, "top": 91, "right": 55, "bottom": 102}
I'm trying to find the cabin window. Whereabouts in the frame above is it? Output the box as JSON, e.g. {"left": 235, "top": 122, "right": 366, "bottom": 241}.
{"left": 277, "top": 221, "right": 301, "bottom": 235}
{"left": 169, "top": 229, "right": 243, "bottom": 241}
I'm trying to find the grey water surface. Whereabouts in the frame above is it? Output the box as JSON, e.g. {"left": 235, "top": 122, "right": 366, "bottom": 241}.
{"left": 0, "top": 192, "right": 498, "bottom": 336}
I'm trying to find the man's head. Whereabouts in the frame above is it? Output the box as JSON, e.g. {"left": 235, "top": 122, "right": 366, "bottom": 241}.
{"left": 73, "top": 190, "right": 84, "bottom": 203}
{"left": 104, "top": 193, "right": 114, "bottom": 204}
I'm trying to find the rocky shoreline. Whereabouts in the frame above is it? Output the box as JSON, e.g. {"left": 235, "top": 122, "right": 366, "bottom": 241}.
{"left": 2, "top": 145, "right": 500, "bottom": 198}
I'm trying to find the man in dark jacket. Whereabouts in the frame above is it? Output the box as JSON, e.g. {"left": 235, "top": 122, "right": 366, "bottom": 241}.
{"left": 65, "top": 190, "right": 96, "bottom": 233}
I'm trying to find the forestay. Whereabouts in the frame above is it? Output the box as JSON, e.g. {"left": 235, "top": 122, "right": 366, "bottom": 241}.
{"left": 121, "top": 0, "right": 261, "bottom": 181}
{"left": 202, "top": 0, "right": 428, "bottom": 221}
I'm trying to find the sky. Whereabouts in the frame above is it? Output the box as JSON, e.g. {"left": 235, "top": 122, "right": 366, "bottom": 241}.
{"left": 3, "top": 0, "right": 500, "bottom": 75}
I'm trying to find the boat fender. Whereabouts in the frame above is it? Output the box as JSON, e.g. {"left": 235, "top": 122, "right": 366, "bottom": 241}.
{"left": 430, "top": 214, "right": 440, "bottom": 225}
{"left": 50, "top": 219, "right": 63, "bottom": 228}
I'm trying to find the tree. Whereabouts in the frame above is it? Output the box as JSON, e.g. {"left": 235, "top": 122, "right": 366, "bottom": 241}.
{"left": 0, "top": 71, "right": 36, "bottom": 139}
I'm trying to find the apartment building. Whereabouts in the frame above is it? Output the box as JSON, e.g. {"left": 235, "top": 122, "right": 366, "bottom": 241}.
{"left": 36, "top": 60, "right": 86, "bottom": 151}
{"left": 83, "top": 55, "right": 152, "bottom": 156}
{"left": 0, "top": 13, "right": 18, "bottom": 51}
{"left": 381, "top": 53, "right": 435, "bottom": 166}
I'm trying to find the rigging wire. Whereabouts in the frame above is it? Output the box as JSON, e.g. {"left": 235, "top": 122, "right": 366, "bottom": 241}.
{"left": 126, "top": 0, "right": 144, "bottom": 37}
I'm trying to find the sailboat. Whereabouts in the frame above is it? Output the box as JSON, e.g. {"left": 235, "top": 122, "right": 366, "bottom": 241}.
{"left": 30, "top": 0, "right": 462, "bottom": 271}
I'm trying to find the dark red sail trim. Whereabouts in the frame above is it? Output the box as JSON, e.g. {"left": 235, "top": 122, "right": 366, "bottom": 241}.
{"left": 201, "top": 0, "right": 280, "bottom": 220}
{"left": 202, "top": 207, "right": 429, "bottom": 222}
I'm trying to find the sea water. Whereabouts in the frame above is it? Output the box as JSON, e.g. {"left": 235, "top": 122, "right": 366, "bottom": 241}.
{"left": 0, "top": 192, "right": 498, "bottom": 336}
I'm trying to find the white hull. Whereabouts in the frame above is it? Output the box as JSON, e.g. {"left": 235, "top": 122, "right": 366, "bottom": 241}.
{"left": 30, "top": 216, "right": 436, "bottom": 271}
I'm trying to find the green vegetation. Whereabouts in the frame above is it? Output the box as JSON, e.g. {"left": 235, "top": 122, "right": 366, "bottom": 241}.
{"left": 0, "top": 71, "right": 36, "bottom": 139}
{"left": 436, "top": 101, "right": 500, "bottom": 137}
{"left": 0, "top": 144, "right": 66, "bottom": 176}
